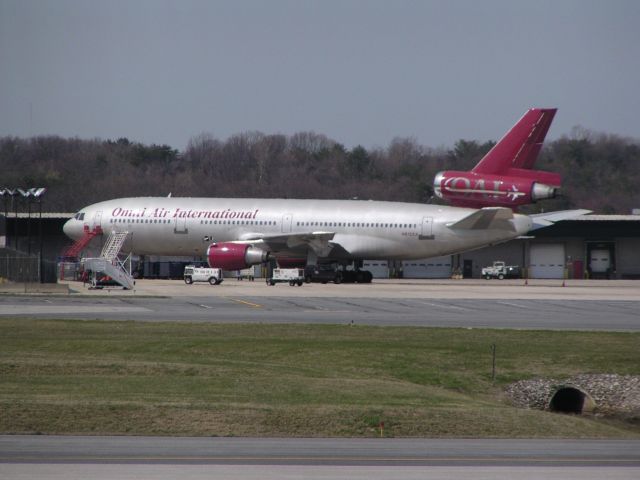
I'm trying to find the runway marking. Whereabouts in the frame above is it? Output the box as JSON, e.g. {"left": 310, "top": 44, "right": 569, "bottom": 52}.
{"left": 417, "top": 301, "right": 469, "bottom": 311}
{"left": 1, "top": 456, "right": 636, "bottom": 465}
{"left": 226, "top": 298, "right": 262, "bottom": 308}
{"left": 303, "top": 310, "right": 352, "bottom": 313}
{"left": 198, "top": 304, "right": 213, "bottom": 309}
{"left": 497, "top": 301, "right": 531, "bottom": 309}
{"left": 0, "top": 305, "right": 151, "bottom": 315}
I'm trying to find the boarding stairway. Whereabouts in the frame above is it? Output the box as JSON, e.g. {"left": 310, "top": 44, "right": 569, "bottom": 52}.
{"left": 83, "top": 231, "right": 134, "bottom": 290}
{"left": 61, "top": 225, "right": 103, "bottom": 259}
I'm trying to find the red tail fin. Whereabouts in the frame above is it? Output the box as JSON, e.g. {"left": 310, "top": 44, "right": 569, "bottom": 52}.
{"left": 471, "top": 108, "right": 557, "bottom": 174}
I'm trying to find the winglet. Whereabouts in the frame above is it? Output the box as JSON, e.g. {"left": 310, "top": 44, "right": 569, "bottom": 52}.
{"left": 472, "top": 108, "right": 557, "bottom": 174}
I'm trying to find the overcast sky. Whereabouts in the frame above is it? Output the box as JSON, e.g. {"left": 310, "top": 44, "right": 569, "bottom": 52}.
{"left": 1, "top": 0, "right": 638, "bottom": 151}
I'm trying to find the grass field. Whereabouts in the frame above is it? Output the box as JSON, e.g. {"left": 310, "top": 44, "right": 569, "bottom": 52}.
{"left": 1, "top": 318, "right": 639, "bottom": 437}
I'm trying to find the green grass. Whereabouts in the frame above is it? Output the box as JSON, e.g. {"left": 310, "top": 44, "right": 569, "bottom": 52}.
{"left": 1, "top": 318, "right": 638, "bottom": 437}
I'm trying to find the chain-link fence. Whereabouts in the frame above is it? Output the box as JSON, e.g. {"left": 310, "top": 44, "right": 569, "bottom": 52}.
{"left": 0, "top": 249, "right": 58, "bottom": 283}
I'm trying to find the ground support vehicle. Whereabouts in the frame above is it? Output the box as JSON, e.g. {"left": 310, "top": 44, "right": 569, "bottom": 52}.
{"left": 267, "top": 268, "right": 304, "bottom": 286}
{"left": 184, "top": 266, "right": 224, "bottom": 285}
{"left": 482, "top": 261, "right": 521, "bottom": 279}
{"left": 303, "top": 264, "right": 373, "bottom": 284}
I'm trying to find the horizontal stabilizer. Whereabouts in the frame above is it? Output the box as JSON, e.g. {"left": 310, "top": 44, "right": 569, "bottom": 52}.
{"left": 530, "top": 209, "right": 592, "bottom": 230}
{"left": 448, "top": 207, "right": 514, "bottom": 230}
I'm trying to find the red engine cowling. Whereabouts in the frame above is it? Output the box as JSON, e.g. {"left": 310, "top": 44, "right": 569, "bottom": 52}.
{"left": 433, "top": 170, "right": 560, "bottom": 209}
{"left": 207, "top": 242, "right": 270, "bottom": 270}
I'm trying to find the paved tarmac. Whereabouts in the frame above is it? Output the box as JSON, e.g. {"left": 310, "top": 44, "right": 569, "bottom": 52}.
{"left": 2, "top": 465, "right": 639, "bottom": 480}
{"left": 1, "top": 436, "right": 639, "bottom": 479}
{"left": 3, "top": 436, "right": 639, "bottom": 466}
{"left": 1, "top": 279, "right": 638, "bottom": 330}
{"left": 66, "top": 277, "right": 640, "bottom": 300}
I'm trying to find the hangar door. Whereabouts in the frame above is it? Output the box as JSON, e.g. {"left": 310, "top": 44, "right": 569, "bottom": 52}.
{"left": 363, "top": 260, "right": 390, "bottom": 279}
{"left": 402, "top": 255, "right": 452, "bottom": 279}
{"left": 590, "top": 249, "right": 611, "bottom": 273}
{"left": 529, "top": 244, "right": 565, "bottom": 279}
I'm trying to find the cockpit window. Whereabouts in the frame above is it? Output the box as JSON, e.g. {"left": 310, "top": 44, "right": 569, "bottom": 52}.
{"left": 74, "top": 212, "right": 85, "bottom": 221}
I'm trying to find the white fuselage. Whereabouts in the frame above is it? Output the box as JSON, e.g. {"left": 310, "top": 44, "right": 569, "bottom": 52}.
{"left": 63, "top": 197, "right": 532, "bottom": 261}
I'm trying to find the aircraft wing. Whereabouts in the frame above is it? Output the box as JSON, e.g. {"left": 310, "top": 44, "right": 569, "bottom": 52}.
{"left": 233, "top": 231, "right": 336, "bottom": 257}
{"left": 529, "top": 209, "right": 592, "bottom": 230}
{"left": 447, "top": 207, "right": 515, "bottom": 231}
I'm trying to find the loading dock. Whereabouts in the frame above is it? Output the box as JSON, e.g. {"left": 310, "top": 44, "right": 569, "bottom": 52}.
{"left": 402, "top": 255, "right": 452, "bottom": 279}
{"left": 529, "top": 243, "right": 565, "bottom": 279}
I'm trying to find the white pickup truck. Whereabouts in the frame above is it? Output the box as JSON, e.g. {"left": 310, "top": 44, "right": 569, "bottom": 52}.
{"left": 184, "top": 266, "right": 224, "bottom": 285}
{"left": 267, "top": 268, "right": 305, "bottom": 286}
{"left": 482, "top": 261, "right": 521, "bottom": 280}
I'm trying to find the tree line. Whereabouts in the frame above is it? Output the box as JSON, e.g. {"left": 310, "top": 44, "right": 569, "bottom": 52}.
{"left": 1, "top": 128, "right": 638, "bottom": 214}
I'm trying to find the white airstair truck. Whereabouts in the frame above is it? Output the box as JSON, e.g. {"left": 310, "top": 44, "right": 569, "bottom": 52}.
{"left": 83, "top": 231, "right": 135, "bottom": 289}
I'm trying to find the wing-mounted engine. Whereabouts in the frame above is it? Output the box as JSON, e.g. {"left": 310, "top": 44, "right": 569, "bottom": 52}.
{"left": 207, "top": 242, "right": 270, "bottom": 270}
{"left": 434, "top": 170, "right": 560, "bottom": 209}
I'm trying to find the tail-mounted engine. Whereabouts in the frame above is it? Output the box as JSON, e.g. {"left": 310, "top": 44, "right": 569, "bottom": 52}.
{"left": 433, "top": 170, "right": 560, "bottom": 209}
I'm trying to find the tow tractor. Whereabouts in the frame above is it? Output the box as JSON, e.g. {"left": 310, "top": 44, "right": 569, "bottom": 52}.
{"left": 304, "top": 264, "right": 373, "bottom": 284}
{"left": 482, "top": 261, "right": 521, "bottom": 279}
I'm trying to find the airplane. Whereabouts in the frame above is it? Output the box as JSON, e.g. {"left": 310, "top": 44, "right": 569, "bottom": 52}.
{"left": 63, "top": 107, "right": 585, "bottom": 282}
{"left": 63, "top": 196, "right": 587, "bottom": 282}
{"left": 433, "top": 108, "right": 562, "bottom": 209}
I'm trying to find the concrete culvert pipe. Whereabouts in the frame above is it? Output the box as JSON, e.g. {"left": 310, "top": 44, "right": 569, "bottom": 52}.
{"left": 549, "top": 385, "right": 596, "bottom": 414}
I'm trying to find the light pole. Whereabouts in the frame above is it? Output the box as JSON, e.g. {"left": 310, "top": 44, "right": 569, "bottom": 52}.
{"left": 0, "top": 189, "right": 17, "bottom": 249}
{"left": 17, "top": 188, "right": 45, "bottom": 255}
{"left": 0, "top": 187, "right": 46, "bottom": 280}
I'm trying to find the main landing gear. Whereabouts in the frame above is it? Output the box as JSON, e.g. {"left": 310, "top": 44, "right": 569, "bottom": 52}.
{"left": 303, "top": 263, "right": 373, "bottom": 284}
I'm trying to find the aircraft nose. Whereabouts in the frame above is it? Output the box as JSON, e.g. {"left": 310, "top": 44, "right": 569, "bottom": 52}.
{"left": 63, "top": 218, "right": 80, "bottom": 240}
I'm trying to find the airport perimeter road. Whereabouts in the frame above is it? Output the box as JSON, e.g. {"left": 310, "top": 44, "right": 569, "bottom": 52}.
{"left": 2, "top": 435, "right": 639, "bottom": 466}
{"left": 1, "top": 436, "right": 639, "bottom": 480}
{"left": 1, "top": 284, "right": 639, "bottom": 330}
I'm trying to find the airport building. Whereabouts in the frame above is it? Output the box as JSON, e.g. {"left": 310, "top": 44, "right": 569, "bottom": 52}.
{"left": 400, "top": 214, "right": 640, "bottom": 280}
{"left": 2, "top": 212, "right": 640, "bottom": 281}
